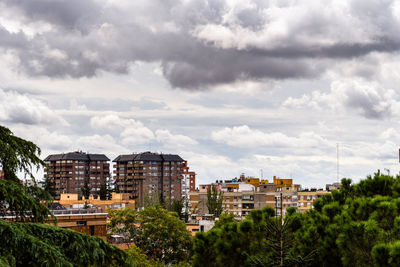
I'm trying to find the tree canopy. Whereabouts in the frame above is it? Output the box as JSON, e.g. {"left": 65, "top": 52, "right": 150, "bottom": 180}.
{"left": 108, "top": 205, "right": 193, "bottom": 265}
{"left": 206, "top": 185, "right": 224, "bottom": 217}
{"left": 0, "top": 125, "right": 45, "bottom": 182}
{"left": 193, "top": 173, "right": 400, "bottom": 267}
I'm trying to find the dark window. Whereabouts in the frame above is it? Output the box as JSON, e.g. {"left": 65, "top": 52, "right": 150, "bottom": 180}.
{"left": 76, "top": 221, "right": 87, "bottom": 226}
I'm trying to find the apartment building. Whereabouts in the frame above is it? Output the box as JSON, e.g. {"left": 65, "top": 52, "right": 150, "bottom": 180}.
{"left": 190, "top": 175, "right": 302, "bottom": 219}
{"left": 297, "top": 189, "right": 330, "bottom": 213}
{"left": 56, "top": 192, "right": 135, "bottom": 210}
{"left": 113, "top": 152, "right": 188, "bottom": 206}
{"left": 44, "top": 151, "right": 110, "bottom": 199}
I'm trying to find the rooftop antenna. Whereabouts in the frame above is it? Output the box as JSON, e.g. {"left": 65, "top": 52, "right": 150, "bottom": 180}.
{"left": 337, "top": 143, "right": 339, "bottom": 183}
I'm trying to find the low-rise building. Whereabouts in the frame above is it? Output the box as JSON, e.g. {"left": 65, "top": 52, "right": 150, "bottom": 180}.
{"left": 56, "top": 192, "right": 135, "bottom": 210}
{"left": 50, "top": 209, "right": 108, "bottom": 238}
{"left": 189, "top": 175, "right": 300, "bottom": 219}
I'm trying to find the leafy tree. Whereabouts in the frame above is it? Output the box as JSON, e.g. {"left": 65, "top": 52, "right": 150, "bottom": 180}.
{"left": 206, "top": 185, "right": 224, "bottom": 217}
{"left": 108, "top": 206, "right": 192, "bottom": 265}
{"left": 0, "top": 125, "right": 45, "bottom": 182}
{"left": 107, "top": 208, "right": 138, "bottom": 246}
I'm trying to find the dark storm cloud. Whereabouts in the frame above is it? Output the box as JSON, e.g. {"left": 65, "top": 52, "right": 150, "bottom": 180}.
{"left": 1, "top": 0, "right": 400, "bottom": 89}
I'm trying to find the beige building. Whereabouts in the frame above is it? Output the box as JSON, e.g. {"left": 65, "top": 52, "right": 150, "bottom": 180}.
{"left": 297, "top": 190, "right": 330, "bottom": 213}
{"left": 56, "top": 192, "right": 135, "bottom": 210}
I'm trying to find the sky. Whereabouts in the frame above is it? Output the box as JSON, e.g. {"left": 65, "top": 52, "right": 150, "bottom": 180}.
{"left": 1, "top": 0, "right": 400, "bottom": 188}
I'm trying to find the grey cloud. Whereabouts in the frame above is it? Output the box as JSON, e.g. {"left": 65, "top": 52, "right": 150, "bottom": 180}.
{"left": 345, "top": 89, "right": 392, "bottom": 119}
{"left": 1, "top": 0, "right": 400, "bottom": 89}
{"left": 3, "top": 0, "right": 102, "bottom": 31}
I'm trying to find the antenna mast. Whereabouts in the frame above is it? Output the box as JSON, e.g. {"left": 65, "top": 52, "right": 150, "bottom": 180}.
{"left": 337, "top": 143, "right": 339, "bottom": 183}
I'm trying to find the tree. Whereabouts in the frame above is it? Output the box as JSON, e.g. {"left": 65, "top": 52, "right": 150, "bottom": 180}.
{"left": 108, "top": 206, "right": 192, "bottom": 265}
{"left": 42, "top": 174, "right": 56, "bottom": 198}
{"left": 0, "top": 125, "right": 134, "bottom": 266}
{"left": 0, "top": 180, "right": 53, "bottom": 223}
{"left": 99, "top": 183, "right": 108, "bottom": 200}
{"left": 206, "top": 185, "right": 224, "bottom": 217}
{"left": 81, "top": 179, "right": 91, "bottom": 199}
{"left": 0, "top": 221, "right": 133, "bottom": 266}
{"left": 0, "top": 125, "right": 45, "bottom": 182}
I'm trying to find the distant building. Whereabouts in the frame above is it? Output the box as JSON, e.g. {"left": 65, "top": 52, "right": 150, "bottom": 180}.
{"left": 113, "top": 152, "right": 192, "bottom": 206}
{"left": 190, "top": 175, "right": 301, "bottom": 219}
{"left": 44, "top": 151, "right": 110, "bottom": 199}
{"left": 56, "top": 192, "right": 135, "bottom": 210}
{"left": 297, "top": 189, "right": 330, "bottom": 213}
{"left": 49, "top": 209, "right": 108, "bottom": 238}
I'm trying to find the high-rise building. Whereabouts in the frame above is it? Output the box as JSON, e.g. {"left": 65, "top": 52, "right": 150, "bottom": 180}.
{"left": 113, "top": 152, "right": 188, "bottom": 206}
{"left": 44, "top": 151, "right": 110, "bottom": 199}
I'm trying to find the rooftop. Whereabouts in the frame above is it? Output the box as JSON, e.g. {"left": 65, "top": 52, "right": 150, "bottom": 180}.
{"left": 44, "top": 151, "right": 110, "bottom": 162}
{"left": 113, "top": 151, "right": 184, "bottom": 162}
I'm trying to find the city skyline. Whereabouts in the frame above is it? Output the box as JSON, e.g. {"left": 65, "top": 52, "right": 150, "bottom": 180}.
{"left": 1, "top": 0, "right": 400, "bottom": 188}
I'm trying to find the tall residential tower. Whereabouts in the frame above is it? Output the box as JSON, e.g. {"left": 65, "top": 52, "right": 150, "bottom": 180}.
{"left": 44, "top": 151, "right": 110, "bottom": 199}
{"left": 113, "top": 152, "right": 194, "bottom": 206}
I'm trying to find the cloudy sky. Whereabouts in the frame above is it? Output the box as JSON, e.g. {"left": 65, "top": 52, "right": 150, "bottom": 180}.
{"left": 1, "top": 0, "right": 400, "bottom": 188}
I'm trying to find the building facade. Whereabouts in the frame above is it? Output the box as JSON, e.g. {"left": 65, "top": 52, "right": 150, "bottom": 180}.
{"left": 190, "top": 175, "right": 301, "bottom": 219}
{"left": 297, "top": 189, "right": 330, "bottom": 213}
{"left": 44, "top": 151, "right": 110, "bottom": 199}
{"left": 57, "top": 192, "right": 135, "bottom": 210}
{"left": 113, "top": 152, "right": 188, "bottom": 206}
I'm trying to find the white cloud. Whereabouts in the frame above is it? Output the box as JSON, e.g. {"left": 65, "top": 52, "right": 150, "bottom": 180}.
{"left": 0, "top": 88, "right": 68, "bottom": 125}
{"left": 155, "top": 129, "right": 198, "bottom": 147}
{"left": 211, "top": 125, "right": 330, "bottom": 148}
{"left": 283, "top": 79, "right": 398, "bottom": 119}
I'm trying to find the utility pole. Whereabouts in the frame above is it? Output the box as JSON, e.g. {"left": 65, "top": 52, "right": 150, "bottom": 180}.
{"left": 337, "top": 143, "right": 339, "bottom": 183}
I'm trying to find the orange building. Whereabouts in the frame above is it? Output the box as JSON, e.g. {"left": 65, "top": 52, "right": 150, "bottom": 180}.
{"left": 50, "top": 209, "right": 108, "bottom": 238}
{"left": 56, "top": 192, "right": 135, "bottom": 210}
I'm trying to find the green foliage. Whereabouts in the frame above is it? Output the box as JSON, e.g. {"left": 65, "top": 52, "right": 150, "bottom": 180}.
{"left": 0, "top": 220, "right": 133, "bottom": 267}
{"left": 127, "top": 246, "right": 158, "bottom": 267}
{"left": 206, "top": 185, "right": 224, "bottom": 217}
{"left": 214, "top": 212, "right": 236, "bottom": 228}
{"left": 107, "top": 208, "right": 138, "bottom": 245}
{"left": 0, "top": 125, "right": 45, "bottom": 182}
{"left": 193, "top": 173, "right": 400, "bottom": 267}
{"left": 108, "top": 206, "right": 192, "bottom": 265}
{"left": 0, "top": 180, "right": 53, "bottom": 223}
{"left": 99, "top": 176, "right": 114, "bottom": 200}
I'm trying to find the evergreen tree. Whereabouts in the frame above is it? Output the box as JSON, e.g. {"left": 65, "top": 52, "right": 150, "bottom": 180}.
{"left": 81, "top": 179, "right": 91, "bottom": 199}
{"left": 99, "top": 183, "right": 108, "bottom": 200}
{"left": 206, "top": 185, "right": 224, "bottom": 217}
{"left": 0, "top": 125, "right": 45, "bottom": 182}
{"left": 43, "top": 175, "right": 56, "bottom": 198}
